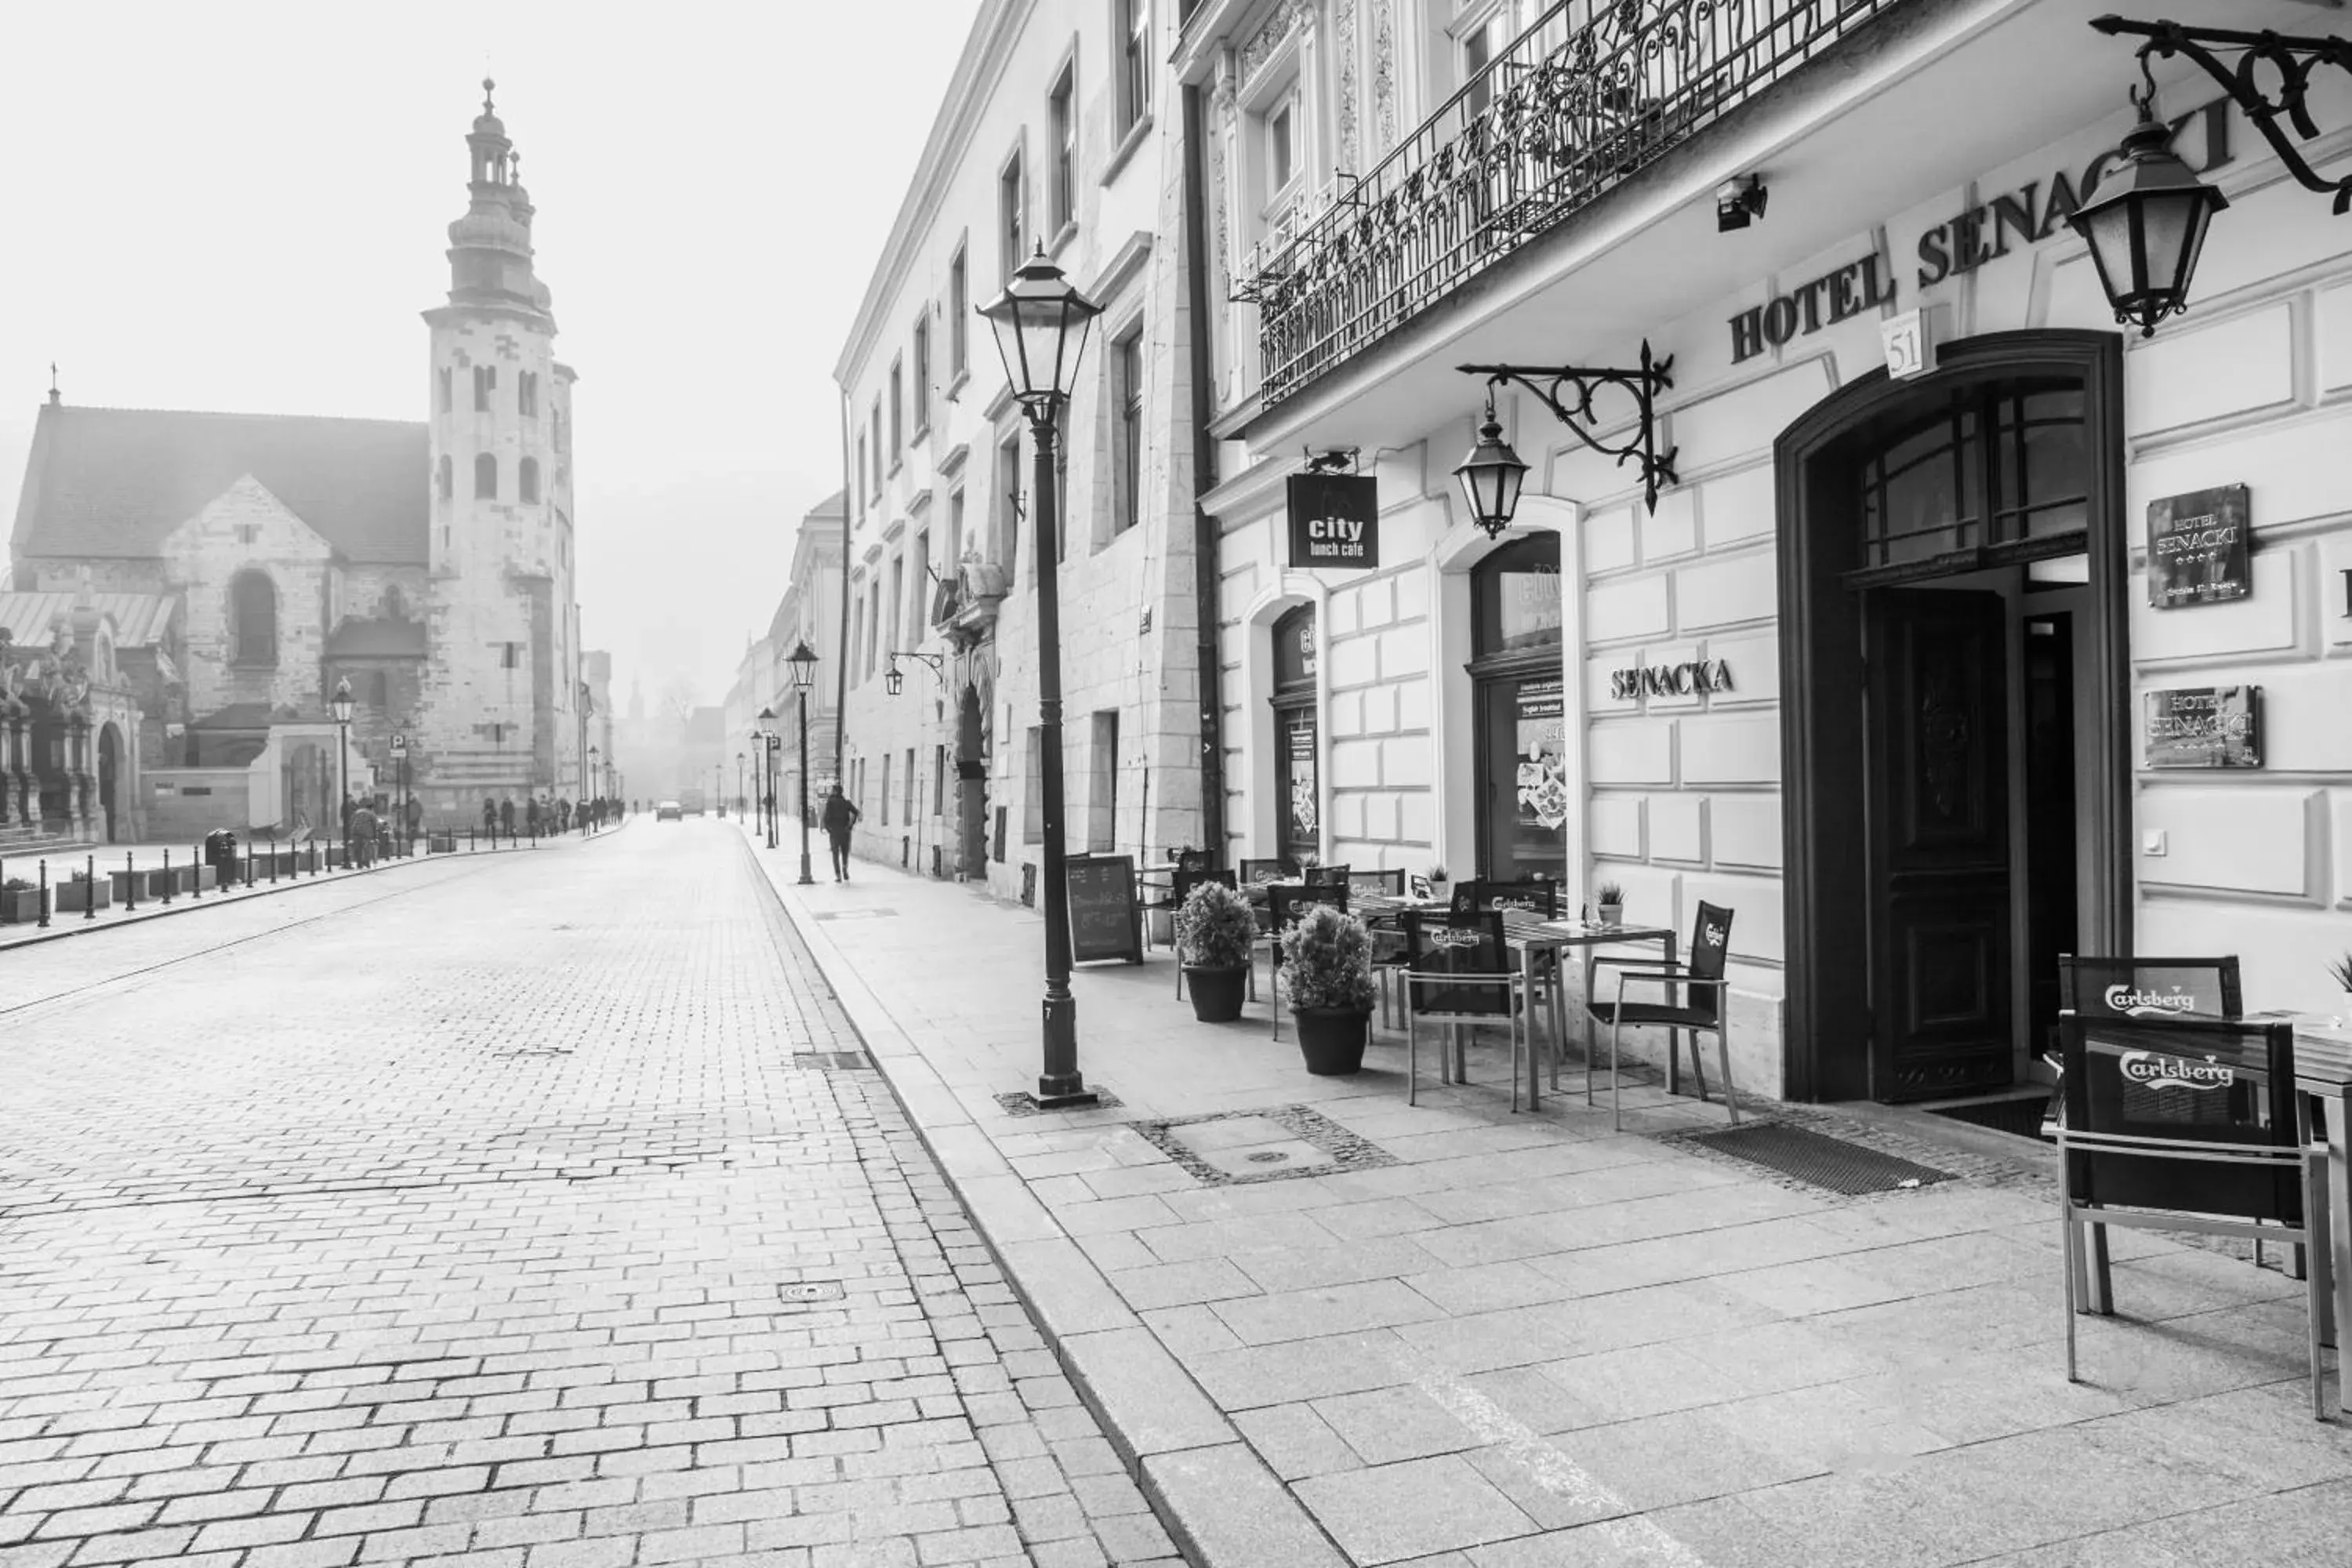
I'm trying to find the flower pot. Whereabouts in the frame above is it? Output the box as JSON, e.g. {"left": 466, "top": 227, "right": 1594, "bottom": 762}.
{"left": 1185, "top": 965, "right": 1249, "bottom": 1023}
{"left": 1, "top": 888, "right": 42, "bottom": 924}
{"left": 1294, "top": 1007, "right": 1370, "bottom": 1076}
{"left": 1597, "top": 902, "right": 1624, "bottom": 928}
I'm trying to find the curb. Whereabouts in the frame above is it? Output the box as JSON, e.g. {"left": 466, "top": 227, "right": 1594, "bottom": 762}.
{"left": 734, "top": 831, "right": 1350, "bottom": 1568}
{"left": 0, "top": 826, "right": 626, "bottom": 955}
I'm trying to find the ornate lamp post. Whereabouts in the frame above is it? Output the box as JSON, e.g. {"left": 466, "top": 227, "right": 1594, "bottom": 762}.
{"left": 980, "top": 243, "right": 1102, "bottom": 1109}
{"left": 754, "top": 710, "right": 781, "bottom": 850}
{"left": 1452, "top": 394, "right": 1533, "bottom": 539}
{"left": 736, "top": 750, "right": 747, "bottom": 824}
{"left": 786, "top": 641, "right": 818, "bottom": 884}
{"left": 330, "top": 677, "right": 354, "bottom": 862}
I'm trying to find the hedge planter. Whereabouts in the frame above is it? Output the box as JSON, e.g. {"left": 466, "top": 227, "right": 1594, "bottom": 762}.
{"left": 56, "top": 880, "right": 111, "bottom": 913}
{"left": 110, "top": 869, "right": 172, "bottom": 902}
{"left": 1, "top": 887, "right": 42, "bottom": 924}
{"left": 429, "top": 834, "right": 456, "bottom": 854}
{"left": 1185, "top": 966, "right": 1250, "bottom": 1023}
{"left": 1294, "top": 1007, "right": 1370, "bottom": 1076}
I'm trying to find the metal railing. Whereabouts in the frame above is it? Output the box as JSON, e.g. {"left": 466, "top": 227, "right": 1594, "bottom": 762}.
{"left": 1237, "top": 0, "right": 1908, "bottom": 405}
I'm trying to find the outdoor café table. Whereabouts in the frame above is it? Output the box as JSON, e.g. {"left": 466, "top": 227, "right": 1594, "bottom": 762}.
{"left": 1497, "top": 914, "right": 1678, "bottom": 1113}
{"left": 2252, "top": 1011, "right": 2352, "bottom": 1414}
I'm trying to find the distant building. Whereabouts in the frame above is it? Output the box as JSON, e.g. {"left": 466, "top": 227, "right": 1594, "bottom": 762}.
{"left": 727, "top": 493, "right": 845, "bottom": 825}
{"left": 2, "top": 82, "right": 585, "bottom": 846}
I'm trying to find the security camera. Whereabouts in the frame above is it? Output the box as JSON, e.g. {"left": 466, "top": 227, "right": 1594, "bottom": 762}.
{"left": 1717, "top": 174, "right": 1768, "bottom": 232}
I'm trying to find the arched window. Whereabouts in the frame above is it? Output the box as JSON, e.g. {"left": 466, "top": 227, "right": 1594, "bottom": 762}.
{"left": 1271, "top": 602, "right": 1318, "bottom": 867}
{"left": 474, "top": 453, "right": 498, "bottom": 499}
{"left": 230, "top": 571, "right": 278, "bottom": 668}
{"left": 437, "top": 456, "right": 452, "bottom": 499}
{"left": 382, "top": 585, "right": 407, "bottom": 621}
{"left": 519, "top": 457, "right": 541, "bottom": 503}
{"left": 368, "top": 670, "right": 390, "bottom": 710}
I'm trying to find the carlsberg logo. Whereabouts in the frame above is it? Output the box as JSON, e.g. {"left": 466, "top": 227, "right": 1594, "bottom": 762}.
{"left": 2103, "top": 985, "right": 2198, "bottom": 1016}
{"left": 2118, "top": 1051, "right": 2234, "bottom": 1091}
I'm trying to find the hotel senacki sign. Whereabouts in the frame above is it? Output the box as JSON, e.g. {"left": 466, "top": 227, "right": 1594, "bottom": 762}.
{"left": 1610, "top": 659, "right": 1733, "bottom": 702}
{"left": 1730, "top": 99, "right": 2234, "bottom": 364}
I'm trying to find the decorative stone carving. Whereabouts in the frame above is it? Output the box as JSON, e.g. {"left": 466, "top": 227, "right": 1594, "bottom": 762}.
{"left": 1336, "top": 0, "right": 1359, "bottom": 172}
{"left": 1374, "top": 0, "right": 1396, "bottom": 147}
{"left": 1240, "top": 0, "right": 1312, "bottom": 87}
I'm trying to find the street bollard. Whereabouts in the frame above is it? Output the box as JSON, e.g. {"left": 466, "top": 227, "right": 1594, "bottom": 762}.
{"left": 242, "top": 843, "right": 252, "bottom": 888}
{"left": 124, "top": 851, "right": 137, "bottom": 913}
{"left": 85, "top": 854, "right": 96, "bottom": 921}
{"left": 38, "top": 859, "right": 49, "bottom": 928}
{"left": 162, "top": 848, "right": 172, "bottom": 906}
{"left": 270, "top": 842, "right": 280, "bottom": 884}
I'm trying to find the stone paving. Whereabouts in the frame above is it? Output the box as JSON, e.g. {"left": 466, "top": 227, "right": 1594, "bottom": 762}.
{"left": 0, "top": 820, "right": 1179, "bottom": 1568}
{"left": 751, "top": 831, "right": 2352, "bottom": 1568}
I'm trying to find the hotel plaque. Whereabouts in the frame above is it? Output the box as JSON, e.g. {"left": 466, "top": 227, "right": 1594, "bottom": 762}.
{"left": 2144, "top": 685, "right": 2262, "bottom": 770}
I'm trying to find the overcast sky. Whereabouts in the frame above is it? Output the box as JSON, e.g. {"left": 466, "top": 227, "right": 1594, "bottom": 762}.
{"left": 0, "top": 0, "right": 977, "bottom": 711}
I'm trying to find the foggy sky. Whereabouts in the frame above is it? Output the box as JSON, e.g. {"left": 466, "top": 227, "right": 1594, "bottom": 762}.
{"left": 0, "top": 0, "right": 978, "bottom": 710}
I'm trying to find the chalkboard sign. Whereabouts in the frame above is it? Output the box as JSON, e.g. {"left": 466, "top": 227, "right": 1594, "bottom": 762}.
{"left": 2148, "top": 484, "right": 2250, "bottom": 608}
{"left": 1065, "top": 853, "right": 1144, "bottom": 965}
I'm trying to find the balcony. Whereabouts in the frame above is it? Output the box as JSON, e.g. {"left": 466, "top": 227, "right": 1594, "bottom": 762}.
{"left": 1236, "top": 0, "right": 1913, "bottom": 408}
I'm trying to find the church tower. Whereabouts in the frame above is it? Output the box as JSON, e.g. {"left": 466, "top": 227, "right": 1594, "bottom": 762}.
{"left": 416, "top": 80, "right": 582, "bottom": 808}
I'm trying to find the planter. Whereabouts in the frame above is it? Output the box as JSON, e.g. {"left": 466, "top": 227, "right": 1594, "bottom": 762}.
{"left": 1597, "top": 902, "right": 1624, "bottom": 928}
{"left": 1294, "top": 1007, "right": 1370, "bottom": 1076}
{"left": 0, "top": 887, "right": 42, "bottom": 924}
{"left": 1185, "top": 966, "right": 1250, "bottom": 1023}
{"left": 429, "top": 834, "right": 456, "bottom": 854}
{"left": 110, "top": 869, "right": 172, "bottom": 902}
{"left": 56, "top": 880, "right": 111, "bottom": 913}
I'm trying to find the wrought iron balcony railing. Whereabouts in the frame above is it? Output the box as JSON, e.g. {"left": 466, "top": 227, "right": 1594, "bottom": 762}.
{"left": 1236, "top": 0, "right": 1909, "bottom": 408}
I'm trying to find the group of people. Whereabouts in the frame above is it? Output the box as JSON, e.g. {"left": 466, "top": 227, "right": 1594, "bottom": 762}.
{"left": 480, "top": 795, "right": 622, "bottom": 837}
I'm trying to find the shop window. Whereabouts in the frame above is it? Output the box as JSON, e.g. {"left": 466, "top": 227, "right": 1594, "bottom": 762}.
{"left": 474, "top": 454, "right": 497, "bottom": 499}
{"left": 230, "top": 570, "right": 278, "bottom": 667}
{"left": 1469, "top": 533, "right": 1566, "bottom": 884}
{"left": 1853, "top": 381, "right": 2089, "bottom": 572}
{"left": 1471, "top": 532, "right": 1563, "bottom": 658}
{"left": 1088, "top": 711, "right": 1119, "bottom": 853}
{"left": 1271, "top": 603, "right": 1317, "bottom": 867}
{"left": 519, "top": 457, "right": 541, "bottom": 503}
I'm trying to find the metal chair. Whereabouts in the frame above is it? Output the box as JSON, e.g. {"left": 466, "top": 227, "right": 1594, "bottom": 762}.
{"left": 2053, "top": 1013, "right": 2332, "bottom": 1420}
{"left": 1402, "top": 910, "right": 1526, "bottom": 1106}
{"left": 1306, "top": 863, "right": 1352, "bottom": 887}
{"left": 1585, "top": 902, "right": 1738, "bottom": 1132}
{"left": 1346, "top": 868, "right": 1406, "bottom": 897}
{"left": 1239, "top": 857, "right": 1299, "bottom": 887}
{"left": 1456, "top": 879, "right": 1562, "bottom": 918}
{"left": 1268, "top": 884, "right": 1348, "bottom": 1040}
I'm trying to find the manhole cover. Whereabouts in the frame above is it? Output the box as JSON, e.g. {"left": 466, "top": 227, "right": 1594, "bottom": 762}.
{"left": 1245, "top": 1151, "right": 1289, "bottom": 1165}
{"left": 1685, "top": 1122, "right": 1954, "bottom": 1196}
{"left": 779, "top": 1281, "right": 845, "bottom": 1303}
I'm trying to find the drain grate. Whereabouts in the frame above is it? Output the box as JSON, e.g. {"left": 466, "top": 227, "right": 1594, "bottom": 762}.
{"left": 1685, "top": 1121, "right": 1954, "bottom": 1196}
{"left": 796, "top": 1051, "right": 873, "bottom": 1071}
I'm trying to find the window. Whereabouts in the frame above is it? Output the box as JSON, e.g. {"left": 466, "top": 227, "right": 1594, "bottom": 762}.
{"left": 856, "top": 434, "right": 868, "bottom": 515}
{"left": 473, "top": 365, "right": 495, "bottom": 411}
{"left": 949, "top": 245, "right": 969, "bottom": 376}
{"left": 474, "top": 454, "right": 497, "bottom": 499}
{"left": 911, "top": 316, "right": 931, "bottom": 436}
{"left": 1112, "top": 328, "right": 1144, "bottom": 536}
{"left": 880, "top": 753, "right": 891, "bottom": 826}
{"left": 933, "top": 745, "right": 946, "bottom": 818}
{"left": 1457, "top": 4, "right": 1509, "bottom": 117}
{"left": 1116, "top": 0, "right": 1151, "bottom": 136}
{"left": 1024, "top": 726, "right": 1044, "bottom": 843}
{"left": 438, "top": 368, "right": 453, "bottom": 412}
{"left": 997, "top": 432, "right": 1024, "bottom": 579}
{"left": 519, "top": 457, "right": 540, "bottom": 503}
{"left": 1854, "top": 381, "right": 2089, "bottom": 572}
{"left": 1267, "top": 97, "right": 1296, "bottom": 197}
{"left": 1087, "top": 711, "right": 1119, "bottom": 852}
{"left": 1272, "top": 604, "right": 1318, "bottom": 866}
{"left": 904, "top": 747, "right": 916, "bottom": 826}
{"left": 1048, "top": 66, "right": 1077, "bottom": 235}
{"left": 946, "top": 490, "right": 966, "bottom": 591}
{"left": 911, "top": 530, "right": 931, "bottom": 633}
{"left": 887, "top": 555, "right": 904, "bottom": 656}
{"left": 871, "top": 402, "right": 884, "bottom": 492}
{"left": 368, "top": 670, "right": 390, "bottom": 710}
{"left": 501, "top": 641, "right": 522, "bottom": 670}
{"left": 851, "top": 597, "right": 866, "bottom": 685}
{"left": 866, "top": 579, "right": 882, "bottom": 681}
{"left": 230, "top": 571, "right": 277, "bottom": 667}
{"left": 520, "top": 371, "right": 539, "bottom": 418}
{"left": 1000, "top": 151, "right": 1025, "bottom": 280}
{"left": 889, "top": 358, "right": 904, "bottom": 456}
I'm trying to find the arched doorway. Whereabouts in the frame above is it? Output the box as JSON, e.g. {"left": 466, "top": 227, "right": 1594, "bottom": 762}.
{"left": 96, "top": 723, "right": 122, "bottom": 843}
{"left": 1774, "top": 330, "right": 2129, "bottom": 1104}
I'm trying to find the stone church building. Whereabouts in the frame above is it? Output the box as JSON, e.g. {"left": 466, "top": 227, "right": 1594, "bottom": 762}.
{"left": 2, "top": 84, "right": 585, "bottom": 848}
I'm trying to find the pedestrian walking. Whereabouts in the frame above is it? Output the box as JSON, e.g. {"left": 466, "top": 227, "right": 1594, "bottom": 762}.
{"left": 819, "top": 785, "right": 859, "bottom": 881}
{"left": 482, "top": 797, "right": 497, "bottom": 838}
{"left": 349, "top": 805, "right": 379, "bottom": 867}
{"left": 499, "top": 797, "right": 515, "bottom": 836}
{"left": 342, "top": 793, "right": 357, "bottom": 838}
{"left": 525, "top": 797, "right": 541, "bottom": 837}
{"left": 404, "top": 794, "right": 423, "bottom": 850}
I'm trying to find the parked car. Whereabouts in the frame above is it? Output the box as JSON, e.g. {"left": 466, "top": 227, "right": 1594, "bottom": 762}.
{"left": 655, "top": 800, "right": 683, "bottom": 821}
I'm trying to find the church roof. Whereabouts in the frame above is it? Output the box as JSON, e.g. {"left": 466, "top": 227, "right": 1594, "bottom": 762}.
{"left": 11, "top": 404, "right": 428, "bottom": 566}
{"left": 326, "top": 618, "right": 428, "bottom": 658}
{"left": 0, "top": 590, "right": 177, "bottom": 649}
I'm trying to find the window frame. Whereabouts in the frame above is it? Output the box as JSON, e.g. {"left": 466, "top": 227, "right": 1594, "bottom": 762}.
{"left": 474, "top": 453, "right": 498, "bottom": 500}
{"left": 1111, "top": 325, "right": 1145, "bottom": 538}
{"left": 229, "top": 569, "right": 278, "bottom": 670}
{"left": 889, "top": 357, "right": 905, "bottom": 460}
{"left": 1047, "top": 58, "right": 1079, "bottom": 241}
{"left": 999, "top": 145, "right": 1027, "bottom": 284}
{"left": 519, "top": 456, "right": 541, "bottom": 504}
{"left": 948, "top": 242, "right": 971, "bottom": 381}
{"left": 911, "top": 314, "right": 931, "bottom": 439}
{"left": 1115, "top": 0, "right": 1152, "bottom": 137}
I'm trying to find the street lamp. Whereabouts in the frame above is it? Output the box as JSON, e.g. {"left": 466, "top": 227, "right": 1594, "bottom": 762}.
{"left": 981, "top": 242, "right": 1102, "bottom": 1109}
{"left": 754, "top": 710, "right": 781, "bottom": 851}
{"left": 737, "top": 750, "right": 747, "bottom": 824}
{"left": 330, "top": 677, "right": 354, "bottom": 862}
{"left": 1453, "top": 393, "right": 1531, "bottom": 539}
{"left": 588, "top": 745, "right": 600, "bottom": 829}
{"left": 786, "top": 641, "right": 819, "bottom": 884}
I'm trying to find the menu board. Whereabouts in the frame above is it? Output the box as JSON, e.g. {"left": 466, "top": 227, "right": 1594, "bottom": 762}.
{"left": 2145, "top": 686, "right": 2262, "bottom": 770}
{"left": 2148, "top": 484, "right": 2250, "bottom": 608}
{"left": 1065, "top": 854, "right": 1143, "bottom": 965}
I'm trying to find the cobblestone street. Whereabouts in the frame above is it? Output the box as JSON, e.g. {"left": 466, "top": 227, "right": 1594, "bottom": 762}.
{"left": 0, "top": 822, "right": 1178, "bottom": 1568}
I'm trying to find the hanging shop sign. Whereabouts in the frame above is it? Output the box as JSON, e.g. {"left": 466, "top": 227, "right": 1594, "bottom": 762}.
{"left": 2147, "top": 484, "right": 2250, "bottom": 608}
{"left": 2145, "top": 685, "right": 2262, "bottom": 770}
{"left": 1608, "top": 659, "right": 1733, "bottom": 702}
{"left": 1287, "top": 474, "right": 1380, "bottom": 569}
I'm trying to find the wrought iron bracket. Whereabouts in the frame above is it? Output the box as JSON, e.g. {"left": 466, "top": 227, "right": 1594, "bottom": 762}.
{"left": 1457, "top": 339, "right": 1679, "bottom": 514}
{"left": 2093, "top": 15, "right": 2352, "bottom": 214}
{"left": 886, "top": 650, "right": 946, "bottom": 686}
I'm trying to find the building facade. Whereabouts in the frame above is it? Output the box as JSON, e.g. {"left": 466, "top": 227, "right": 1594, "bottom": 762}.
{"left": 3, "top": 82, "right": 585, "bottom": 844}
{"left": 1192, "top": 0, "right": 2352, "bottom": 1104}
{"left": 831, "top": 0, "right": 1207, "bottom": 901}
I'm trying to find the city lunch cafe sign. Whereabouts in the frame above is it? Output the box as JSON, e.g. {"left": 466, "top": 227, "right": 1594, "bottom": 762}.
{"left": 1730, "top": 97, "right": 2235, "bottom": 363}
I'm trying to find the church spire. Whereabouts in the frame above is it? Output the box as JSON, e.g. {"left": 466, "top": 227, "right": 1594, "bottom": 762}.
{"left": 441, "top": 78, "right": 554, "bottom": 326}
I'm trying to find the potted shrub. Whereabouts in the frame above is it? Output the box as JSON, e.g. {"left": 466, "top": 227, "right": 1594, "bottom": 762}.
{"left": 1417, "top": 864, "right": 1448, "bottom": 902}
{"left": 56, "top": 873, "right": 111, "bottom": 913}
{"left": 1178, "top": 880, "right": 1258, "bottom": 1023}
{"left": 1280, "top": 904, "right": 1377, "bottom": 1075}
{"left": 1, "top": 877, "right": 40, "bottom": 924}
{"left": 1595, "top": 881, "right": 1624, "bottom": 927}
{"left": 2329, "top": 952, "right": 2352, "bottom": 1021}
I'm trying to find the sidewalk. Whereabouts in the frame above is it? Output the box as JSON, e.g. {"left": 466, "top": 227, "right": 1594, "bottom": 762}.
{"left": 739, "top": 828, "right": 2348, "bottom": 1568}
{"left": 0, "top": 822, "right": 622, "bottom": 953}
